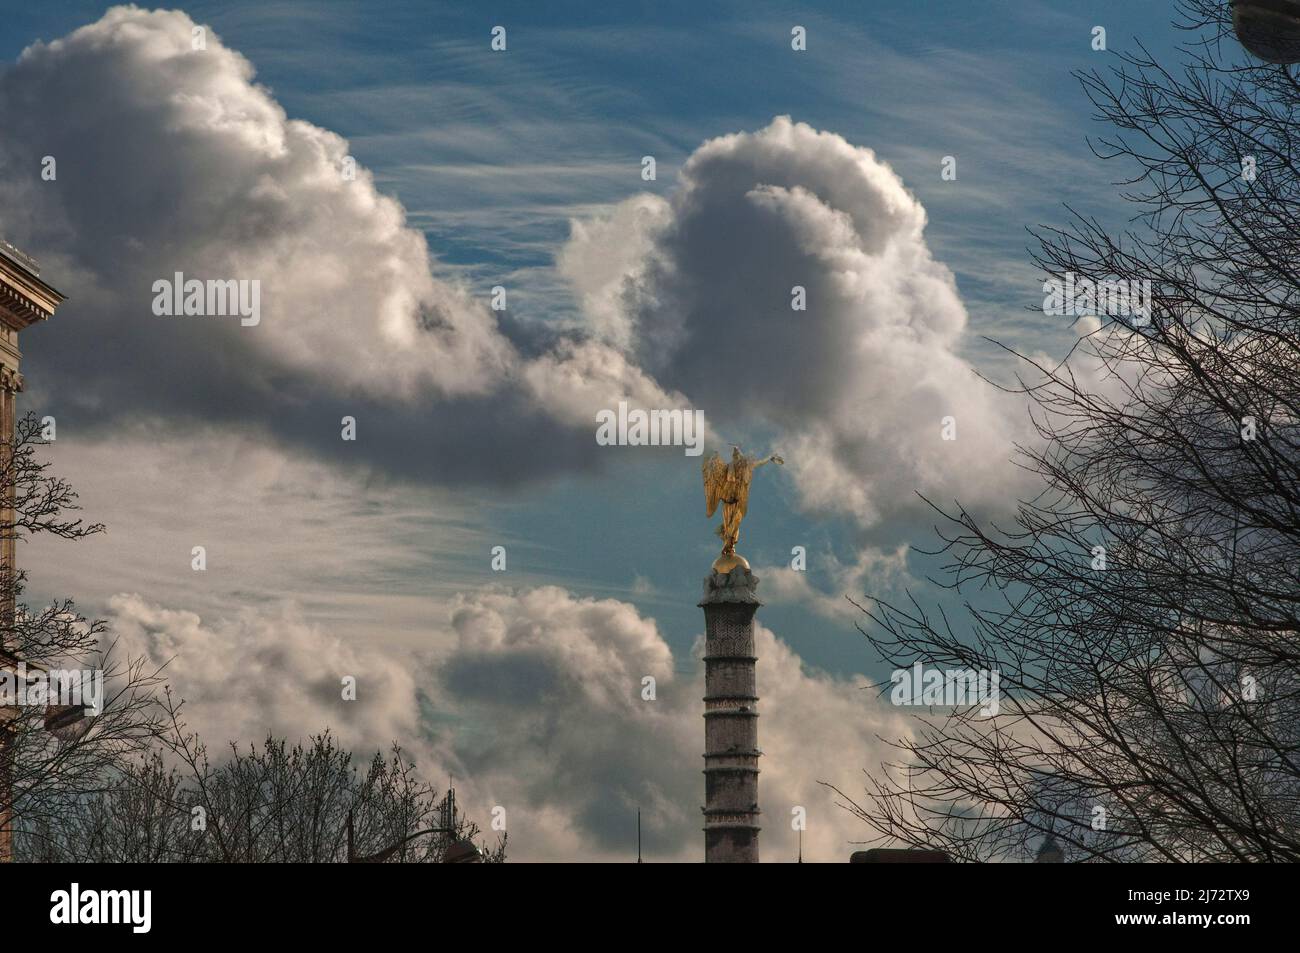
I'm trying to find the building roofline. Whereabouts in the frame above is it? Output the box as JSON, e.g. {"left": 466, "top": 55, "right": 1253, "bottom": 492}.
{"left": 0, "top": 242, "right": 66, "bottom": 329}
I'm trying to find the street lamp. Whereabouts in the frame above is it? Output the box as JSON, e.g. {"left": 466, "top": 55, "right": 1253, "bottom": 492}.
{"left": 1232, "top": 0, "right": 1300, "bottom": 63}
{"left": 345, "top": 787, "right": 484, "bottom": 863}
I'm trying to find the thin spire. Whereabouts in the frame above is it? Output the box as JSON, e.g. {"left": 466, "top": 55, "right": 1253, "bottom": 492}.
{"left": 637, "top": 809, "right": 642, "bottom": 863}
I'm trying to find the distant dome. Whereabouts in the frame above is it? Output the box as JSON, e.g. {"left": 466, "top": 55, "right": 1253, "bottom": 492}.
{"left": 1233, "top": 0, "right": 1300, "bottom": 64}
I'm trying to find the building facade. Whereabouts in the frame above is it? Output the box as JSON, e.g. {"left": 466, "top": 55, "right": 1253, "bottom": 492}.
{"left": 0, "top": 241, "right": 64, "bottom": 863}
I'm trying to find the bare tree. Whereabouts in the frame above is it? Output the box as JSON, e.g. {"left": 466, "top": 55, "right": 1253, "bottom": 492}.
{"left": 838, "top": 0, "right": 1300, "bottom": 861}
{"left": 19, "top": 709, "right": 506, "bottom": 863}
{"left": 2, "top": 413, "right": 167, "bottom": 859}
{"left": 3, "top": 412, "right": 502, "bottom": 863}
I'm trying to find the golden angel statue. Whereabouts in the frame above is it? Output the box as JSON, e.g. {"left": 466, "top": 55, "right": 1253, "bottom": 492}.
{"left": 703, "top": 446, "right": 783, "bottom": 572}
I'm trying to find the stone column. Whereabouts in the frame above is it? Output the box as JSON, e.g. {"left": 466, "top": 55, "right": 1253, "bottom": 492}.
{"left": 0, "top": 365, "right": 20, "bottom": 631}
{"left": 700, "top": 565, "right": 761, "bottom": 862}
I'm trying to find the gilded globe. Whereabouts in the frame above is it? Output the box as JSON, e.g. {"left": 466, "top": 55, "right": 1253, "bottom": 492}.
{"left": 712, "top": 552, "right": 751, "bottom": 574}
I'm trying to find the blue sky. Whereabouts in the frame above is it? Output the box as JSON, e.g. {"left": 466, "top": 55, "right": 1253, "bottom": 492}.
{"left": 0, "top": 1, "right": 1203, "bottom": 859}
{"left": 110, "top": 0, "right": 1183, "bottom": 676}
{"left": 2, "top": 0, "right": 1184, "bottom": 673}
{"left": 1, "top": 0, "right": 1181, "bottom": 331}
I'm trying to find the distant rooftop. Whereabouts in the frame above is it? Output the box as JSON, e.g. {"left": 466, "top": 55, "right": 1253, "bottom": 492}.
{"left": 0, "top": 238, "right": 39, "bottom": 277}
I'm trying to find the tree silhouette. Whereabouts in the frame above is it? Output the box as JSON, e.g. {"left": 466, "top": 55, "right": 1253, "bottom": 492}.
{"left": 840, "top": 0, "right": 1300, "bottom": 862}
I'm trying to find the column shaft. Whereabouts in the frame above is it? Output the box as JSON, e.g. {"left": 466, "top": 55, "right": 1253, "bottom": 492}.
{"left": 700, "top": 568, "right": 761, "bottom": 862}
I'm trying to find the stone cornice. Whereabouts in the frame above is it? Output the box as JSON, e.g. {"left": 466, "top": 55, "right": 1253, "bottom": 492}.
{"left": 0, "top": 254, "right": 65, "bottom": 331}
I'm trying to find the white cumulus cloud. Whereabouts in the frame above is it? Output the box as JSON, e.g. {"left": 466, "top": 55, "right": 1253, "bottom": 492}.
{"left": 432, "top": 585, "right": 909, "bottom": 861}
{"left": 105, "top": 580, "right": 909, "bottom": 862}
{"left": 0, "top": 5, "right": 515, "bottom": 402}
{"left": 0, "top": 5, "right": 677, "bottom": 483}
{"left": 561, "top": 116, "right": 1030, "bottom": 531}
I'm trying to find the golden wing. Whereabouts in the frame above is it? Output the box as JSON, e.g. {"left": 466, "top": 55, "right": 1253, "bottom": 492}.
{"left": 702, "top": 452, "right": 726, "bottom": 518}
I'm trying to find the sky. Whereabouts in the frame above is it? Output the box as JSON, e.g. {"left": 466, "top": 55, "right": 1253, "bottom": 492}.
{"left": 0, "top": 1, "right": 1191, "bottom": 861}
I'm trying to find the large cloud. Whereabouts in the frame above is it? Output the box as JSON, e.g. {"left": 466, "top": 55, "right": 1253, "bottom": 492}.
{"left": 0, "top": 6, "right": 513, "bottom": 400}
{"left": 430, "top": 586, "right": 908, "bottom": 862}
{"left": 561, "top": 116, "right": 1028, "bottom": 530}
{"left": 1, "top": 8, "right": 1026, "bottom": 515}
{"left": 0, "top": 6, "right": 686, "bottom": 485}
{"left": 110, "top": 580, "right": 909, "bottom": 862}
